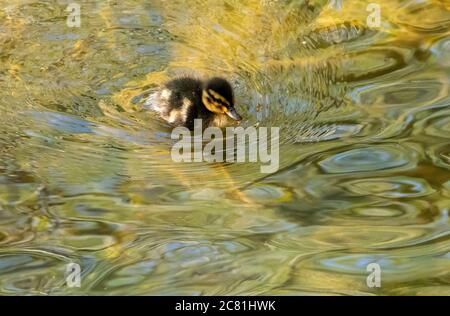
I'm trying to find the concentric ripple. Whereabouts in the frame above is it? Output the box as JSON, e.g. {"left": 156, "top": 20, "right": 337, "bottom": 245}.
{"left": 318, "top": 144, "right": 416, "bottom": 174}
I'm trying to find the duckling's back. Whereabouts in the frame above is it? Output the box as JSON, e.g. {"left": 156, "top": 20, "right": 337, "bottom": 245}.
{"left": 145, "top": 77, "right": 204, "bottom": 128}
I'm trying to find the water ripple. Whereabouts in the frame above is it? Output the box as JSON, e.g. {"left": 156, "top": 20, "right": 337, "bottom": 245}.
{"left": 318, "top": 144, "right": 415, "bottom": 174}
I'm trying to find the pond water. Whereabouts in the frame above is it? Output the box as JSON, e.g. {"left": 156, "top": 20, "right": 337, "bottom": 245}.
{"left": 0, "top": 0, "right": 449, "bottom": 295}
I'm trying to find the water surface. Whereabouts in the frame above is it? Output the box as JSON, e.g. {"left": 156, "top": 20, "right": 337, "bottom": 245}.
{"left": 0, "top": 0, "right": 449, "bottom": 295}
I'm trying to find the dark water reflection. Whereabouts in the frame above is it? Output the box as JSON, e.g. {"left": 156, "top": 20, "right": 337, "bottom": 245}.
{"left": 0, "top": 0, "right": 449, "bottom": 295}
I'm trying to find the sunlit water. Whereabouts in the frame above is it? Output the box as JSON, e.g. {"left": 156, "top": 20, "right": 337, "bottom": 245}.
{"left": 0, "top": 0, "right": 449, "bottom": 295}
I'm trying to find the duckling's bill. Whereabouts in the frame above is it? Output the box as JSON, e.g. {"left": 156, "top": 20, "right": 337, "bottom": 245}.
{"left": 225, "top": 107, "right": 242, "bottom": 122}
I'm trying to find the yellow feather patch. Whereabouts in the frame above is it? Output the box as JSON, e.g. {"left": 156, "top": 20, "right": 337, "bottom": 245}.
{"left": 208, "top": 89, "right": 230, "bottom": 106}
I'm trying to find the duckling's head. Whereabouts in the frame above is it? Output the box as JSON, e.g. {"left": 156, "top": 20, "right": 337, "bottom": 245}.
{"left": 201, "top": 77, "right": 242, "bottom": 122}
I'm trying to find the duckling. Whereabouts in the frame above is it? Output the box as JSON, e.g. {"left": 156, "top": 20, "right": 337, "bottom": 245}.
{"left": 144, "top": 76, "right": 242, "bottom": 130}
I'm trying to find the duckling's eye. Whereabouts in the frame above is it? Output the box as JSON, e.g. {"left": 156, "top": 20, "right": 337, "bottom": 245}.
{"left": 205, "top": 96, "right": 221, "bottom": 107}
{"left": 207, "top": 90, "right": 231, "bottom": 106}
{"left": 208, "top": 99, "right": 222, "bottom": 110}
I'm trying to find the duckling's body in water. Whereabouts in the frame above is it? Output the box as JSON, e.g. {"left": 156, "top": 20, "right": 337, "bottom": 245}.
{"left": 144, "top": 77, "right": 242, "bottom": 130}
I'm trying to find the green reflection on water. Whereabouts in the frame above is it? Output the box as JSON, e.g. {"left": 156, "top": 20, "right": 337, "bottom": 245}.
{"left": 0, "top": 0, "right": 449, "bottom": 295}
